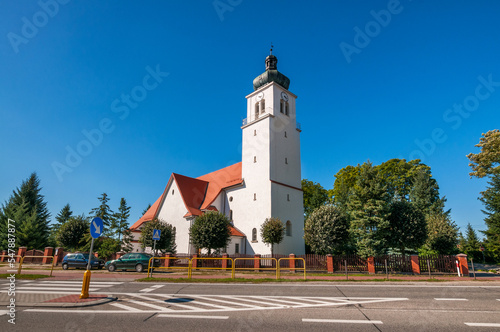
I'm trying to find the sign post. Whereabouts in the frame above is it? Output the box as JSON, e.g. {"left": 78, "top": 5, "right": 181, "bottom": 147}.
{"left": 151, "top": 229, "right": 161, "bottom": 277}
{"left": 80, "top": 217, "right": 104, "bottom": 299}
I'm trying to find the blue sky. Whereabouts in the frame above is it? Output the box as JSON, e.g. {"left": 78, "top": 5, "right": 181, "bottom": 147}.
{"left": 1, "top": 1, "right": 499, "bottom": 236}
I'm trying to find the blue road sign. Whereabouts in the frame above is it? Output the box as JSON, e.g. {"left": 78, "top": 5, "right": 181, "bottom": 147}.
{"left": 152, "top": 229, "right": 161, "bottom": 241}
{"left": 90, "top": 217, "right": 104, "bottom": 239}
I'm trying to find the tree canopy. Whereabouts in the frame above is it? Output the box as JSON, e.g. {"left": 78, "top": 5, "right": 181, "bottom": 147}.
{"left": 303, "top": 205, "right": 349, "bottom": 255}
{"left": 140, "top": 218, "right": 176, "bottom": 254}
{"left": 467, "top": 129, "right": 500, "bottom": 178}
{"left": 260, "top": 217, "right": 285, "bottom": 256}
{"left": 0, "top": 173, "right": 50, "bottom": 249}
{"left": 387, "top": 201, "right": 427, "bottom": 255}
{"left": 189, "top": 212, "right": 230, "bottom": 255}
{"left": 302, "top": 179, "right": 329, "bottom": 219}
{"left": 55, "top": 215, "right": 89, "bottom": 251}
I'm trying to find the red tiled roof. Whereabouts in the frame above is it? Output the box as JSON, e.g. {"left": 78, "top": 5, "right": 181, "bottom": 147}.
{"left": 130, "top": 162, "right": 243, "bottom": 228}
{"left": 230, "top": 225, "right": 245, "bottom": 237}
{"left": 197, "top": 162, "right": 243, "bottom": 209}
{"left": 129, "top": 195, "right": 162, "bottom": 230}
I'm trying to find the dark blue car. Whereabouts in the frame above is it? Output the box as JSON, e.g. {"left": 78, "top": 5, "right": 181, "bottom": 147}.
{"left": 62, "top": 253, "right": 105, "bottom": 270}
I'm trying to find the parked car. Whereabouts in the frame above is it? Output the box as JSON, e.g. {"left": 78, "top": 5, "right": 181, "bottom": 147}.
{"left": 105, "top": 253, "right": 160, "bottom": 272}
{"left": 62, "top": 253, "right": 105, "bottom": 270}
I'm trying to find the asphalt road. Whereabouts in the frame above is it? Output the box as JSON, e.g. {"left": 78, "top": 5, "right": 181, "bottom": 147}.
{"left": 3, "top": 280, "right": 500, "bottom": 331}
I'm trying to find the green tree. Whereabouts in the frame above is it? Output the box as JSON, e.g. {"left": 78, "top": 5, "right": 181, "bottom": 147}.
{"left": 48, "top": 204, "right": 73, "bottom": 247}
{"left": 304, "top": 205, "right": 349, "bottom": 255}
{"left": 467, "top": 129, "right": 500, "bottom": 178}
{"left": 462, "top": 223, "right": 482, "bottom": 261}
{"left": 113, "top": 198, "right": 131, "bottom": 242}
{"left": 376, "top": 159, "right": 430, "bottom": 201}
{"left": 302, "top": 179, "right": 329, "bottom": 219}
{"left": 0, "top": 173, "right": 50, "bottom": 249}
{"left": 422, "top": 213, "right": 459, "bottom": 254}
{"left": 409, "top": 169, "right": 448, "bottom": 217}
{"left": 139, "top": 218, "right": 176, "bottom": 254}
{"left": 189, "top": 212, "right": 230, "bottom": 255}
{"left": 331, "top": 165, "right": 361, "bottom": 210}
{"left": 348, "top": 162, "right": 390, "bottom": 258}
{"left": 468, "top": 130, "right": 500, "bottom": 261}
{"left": 387, "top": 201, "right": 427, "bottom": 255}
{"left": 89, "top": 193, "right": 115, "bottom": 237}
{"left": 56, "top": 215, "right": 89, "bottom": 251}
{"left": 121, "top": 228, "right": 134, "bottom": 253}
{"left": 260, "top": 217, "right": 285, "bottom": 256}
{"left": 97, "top": 238, "right": 121, "bottom": 259}
{"left": 479, "top": 174, "right": 500, "bottom": 261}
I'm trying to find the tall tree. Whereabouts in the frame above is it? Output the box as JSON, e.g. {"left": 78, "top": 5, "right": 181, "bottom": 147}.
{"left": 140, "top": 218, "right": 176, "bottom": 254}
{"left": 189, "top": 212, "right": 230, "bottom": 255}
{"left": 302, "top": 179, "right": 329, "bottom": 219}
{"left": 409, "top": 169, "right": 447, "bottom": 217}
{"left": 467, "top": 129, "right": 500, "bottom": 178}
{"left": 113, "top": 198, "right": 131, "bottom": 242}
{"left": 48, "top": 204, "right": 73, "bottom": 246}
{"left": 304, "top": 205, "right": 349, "bottom": 255}
{"left": 462, "top": 223, "right": 482, "bottom": 261}
{"left": 479, "top": 174, "right": 500, "bottom": 261}
{"left": 89, "top": 193, "right": 114, "bottom": 237}
{"left": 348, "top": 162, "right": 390, "bottom": 258}
{"left": 331, "top": 165, "right": 361, "bottom": 210}
{"left": 260, "top": 217, "right": 285, "bottom": 256}
{"left": 387, "top": 201, "right": 427, "bottom": 255}
{"left": 142, "top": 203, "right": 152, "bottom": 215}
{"left": 467, "top": 130, "right": 500, "bottom": 261}
{"left": 0, "top": 173, "right": 50, "bottom": 249}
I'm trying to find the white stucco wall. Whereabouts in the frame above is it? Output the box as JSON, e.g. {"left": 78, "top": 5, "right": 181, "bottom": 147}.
{"left": 156, "top": 180, "right": 193, "bottom": 254}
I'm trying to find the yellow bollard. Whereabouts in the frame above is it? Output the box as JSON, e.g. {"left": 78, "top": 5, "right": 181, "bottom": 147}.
{"left": 80, "top": 270, "right": 91, "bottom": 299}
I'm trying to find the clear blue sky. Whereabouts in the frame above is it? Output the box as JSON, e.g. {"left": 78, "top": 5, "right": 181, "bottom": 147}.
{"left": 1, "top": 1, "right": 499, "bottom": 236}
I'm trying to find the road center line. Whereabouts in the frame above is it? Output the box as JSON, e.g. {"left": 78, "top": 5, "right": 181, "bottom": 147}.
{"left": 465, "top": 323, "right": 500, "bottom": 327}
{"left": 303, "top": 319, "right": 383, "bottom": 324}
{"left": 434, "top": 298, "right": 468, "bottom": 301}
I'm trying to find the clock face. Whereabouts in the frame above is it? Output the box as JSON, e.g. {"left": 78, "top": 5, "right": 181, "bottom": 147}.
{"left": 256, "top": 92, "right": 264, "bottom": 101}
{"left": 281, "top": 92, "right": 289, "bottom": 101}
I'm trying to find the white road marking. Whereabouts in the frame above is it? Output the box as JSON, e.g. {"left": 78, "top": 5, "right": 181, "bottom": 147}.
{"left": 140, "top": 284, "right": 165, "bottom": 293}
{"left": 465, "top": 323, "right": 500, "bottom": 327}
{"left": 303, "top": 319, "right": 383, "bottom": 324}
{"left": 434, "top": 298, "right": 468, "bottom": 301}
{"left": 0, "top": 310, "right": 8, "bottom": 317}
{"left": 188, "top": 296, "right": 262, "bottom": 308}
{"left": 126, "top": 300, "right": 170, "bottom": 311}
{"left": 157, "top": 314, "right": 229, "bottom": 319}
{"left": 110, "top": 303, "right": 142, "bottom": 312}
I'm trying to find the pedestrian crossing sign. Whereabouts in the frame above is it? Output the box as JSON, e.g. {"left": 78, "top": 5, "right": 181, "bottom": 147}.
{"left": 152, "top": 229, "right": 161, "bottom": 241}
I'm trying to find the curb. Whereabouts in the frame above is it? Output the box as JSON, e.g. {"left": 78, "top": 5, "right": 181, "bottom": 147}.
{"left": 5, "top": 295, "right": 117, "bottom": 308}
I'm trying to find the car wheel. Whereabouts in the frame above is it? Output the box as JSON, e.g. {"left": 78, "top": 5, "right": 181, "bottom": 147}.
{"left": 107, "top": 264, "right": 116, "bottom": 272}
{"left": 62, "top": 263, "right": 68, "bottom": 270}
{"left": 135, "top": 264, "right": 144, "bottom": 273}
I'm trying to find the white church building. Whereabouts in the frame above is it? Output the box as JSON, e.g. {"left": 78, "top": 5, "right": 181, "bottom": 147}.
{"left": 130, "top": 52, "right": 305, "bottom": 255}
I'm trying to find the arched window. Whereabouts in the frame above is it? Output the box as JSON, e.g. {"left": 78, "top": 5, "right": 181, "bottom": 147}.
{"left": 254, "top": 193, "right": 257, "bottom": 201}
{"left": 285, "top": 102, "right": 289, "bottom": 116}
{"left": 252, "top": 228, "right": 257, "bottom": 242}
{"left": 260, "top": 99, "right": 265, "bottom": 113}
{"left": 286, "top": 220, "right": 292, "bottom": 236}
{"left": 255, "top": 103, "right": 259, "bottom": 119}
{"left": 229, "top": 210, "right": 233, "bottom": 221}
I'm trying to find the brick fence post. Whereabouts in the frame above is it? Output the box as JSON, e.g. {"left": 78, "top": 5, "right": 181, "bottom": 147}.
{"left": 165, "top": 252, "right": 172, "bottom": 268}
{"left": 43, "top": 247, "right": 54, "bottom": 264}
{"left": 326, "top": 254, "right": 334, "bottom": 273}
{"left": 0, "top": 250, "right": 6, "bottom": 262}
{"left": 222, "top": 253, "right": 229, "bottom": 270}
{"left": 17, "top": 247, "right": 27, "bottom": 263}
{"left": 456, "top": 254, "right": 469, "bottom": 277}
{"left": 289, "top": 253, "right": 296, "bottom": 273}
{"left": 191, "top": 254, "right": 198, "bottom": 269}
{"left": 54, "top": 247, "right": 64, "bottom": 265}
{"left": 254, "top": 254, "right": 261, "bottom": 272}
{"left": 367, "top": 256, "right": 375, "bottom": 274}
{"left": 411, "top": 255, "right": 420, "bottom": 274}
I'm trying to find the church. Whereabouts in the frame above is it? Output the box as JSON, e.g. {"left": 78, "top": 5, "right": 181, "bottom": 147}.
{"left": 129, "top": 52, "right": 305, "bottom": 255}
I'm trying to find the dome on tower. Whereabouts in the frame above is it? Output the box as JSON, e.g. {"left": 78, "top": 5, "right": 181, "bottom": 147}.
{"left": 253, "top": 49, "right": 290, "bottom": 91}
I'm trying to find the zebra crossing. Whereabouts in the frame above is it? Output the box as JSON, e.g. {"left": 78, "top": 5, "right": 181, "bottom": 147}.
{"left": 0, "top": 280, "right": 123, "bottom": 294}
{"left": 100, "top": 294, "right": 409, "bottom": 314}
